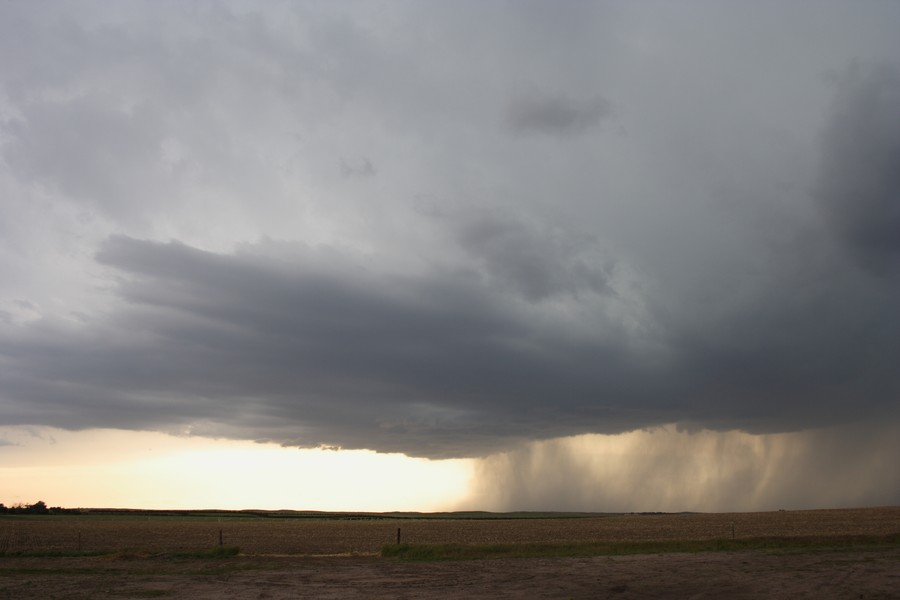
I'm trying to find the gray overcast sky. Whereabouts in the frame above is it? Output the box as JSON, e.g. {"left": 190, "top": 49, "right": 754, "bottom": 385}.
{"left": 1, "top": 0, "right": 898, "bottom": 459}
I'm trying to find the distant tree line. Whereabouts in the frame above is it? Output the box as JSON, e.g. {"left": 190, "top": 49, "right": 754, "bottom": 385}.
{"left": 0, "top": 500, "right": 73, "bottom": 515}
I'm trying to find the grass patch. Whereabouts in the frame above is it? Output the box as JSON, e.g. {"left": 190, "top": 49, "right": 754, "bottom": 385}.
{"left": 0, "top": 549, "right": 110, "bottom": 558}
{"left": 0, "top": 546, "right": 240, "bottom": 560}
{"left": 168, "top": 546, "right": 240, "bottom": 559}
{"left": 0, "top": 567, "right": 115, "bottom": 576}
{"left": 102, "top": 546, "right": 241, "bottom": 560}
{"left": 381, "top": 534, "right": 900, "bottom": 561}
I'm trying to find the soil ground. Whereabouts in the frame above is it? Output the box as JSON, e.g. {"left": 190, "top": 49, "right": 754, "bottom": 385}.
{"left": 2, "top": 507, "right": 899, "bottom": 599}
{"left": 2, "top": 547, "right": 900, "bottom": 600}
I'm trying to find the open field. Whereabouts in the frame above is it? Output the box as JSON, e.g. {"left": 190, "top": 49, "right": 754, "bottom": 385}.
{"left": 3, "top": 506, "right": 900, "bottom": 556}
{"left": 1, "top": 507, "right": 899, "bottom": 598}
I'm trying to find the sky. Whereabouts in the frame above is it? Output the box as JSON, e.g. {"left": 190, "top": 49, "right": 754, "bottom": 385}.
{"left": 1, "top": 1, "right": 898, "bottom": 513}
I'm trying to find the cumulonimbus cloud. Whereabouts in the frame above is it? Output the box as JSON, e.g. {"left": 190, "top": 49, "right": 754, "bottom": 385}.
{"left": 0, "top": 3, "right": 897, "bottom": 472}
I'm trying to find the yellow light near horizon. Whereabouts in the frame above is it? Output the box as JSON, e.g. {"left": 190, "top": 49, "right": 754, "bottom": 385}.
{"left": 0, "top": 427, "right": 473, "bottom": 512}
{"left": 4, "top": 423, "right": 898, "bottom": 514}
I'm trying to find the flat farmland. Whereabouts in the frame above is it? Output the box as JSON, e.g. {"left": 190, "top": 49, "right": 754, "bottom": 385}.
{"left": 2, "top": 506, "right": 900, "bottom": 555}
{"left": 2, "top": 507, "right": 899, "bottom": 599}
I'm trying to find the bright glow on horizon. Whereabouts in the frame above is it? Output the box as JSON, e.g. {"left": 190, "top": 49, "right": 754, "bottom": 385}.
{"left": 4, "top": 424, "right": 898, "bottom": 513}
{"left": 0, "top": 427, "right": 474, "bottom": 511}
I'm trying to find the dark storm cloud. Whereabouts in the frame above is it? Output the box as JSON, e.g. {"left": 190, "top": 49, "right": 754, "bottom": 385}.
{"left": 1, "top": 1, "right": 899, "bottom": 469}
{"left": 815, "top": 63, "right": 900, "bottom": 275}
{"left": 450, "top": 208, "right": 613, "bottom": 301}
{"left": 2, "top": 199, "right": 898, "bottom": 458}
{"left": 0, "top": 233, "right": 662, "bottom": 457}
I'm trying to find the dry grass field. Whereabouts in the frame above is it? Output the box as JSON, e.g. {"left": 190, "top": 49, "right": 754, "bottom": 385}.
{"left": 2, "top": 507, "right": 899, "bottom": 599}
{"left": 2, "top": 506, "right": 899, "bottom": 555}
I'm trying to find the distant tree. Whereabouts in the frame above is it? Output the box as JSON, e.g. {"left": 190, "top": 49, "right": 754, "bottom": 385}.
{"left": 5, "top": 501, "right": 50, "bottom": 515}
{"left": 0, "top": 503, "right": 7, "bottom": 514}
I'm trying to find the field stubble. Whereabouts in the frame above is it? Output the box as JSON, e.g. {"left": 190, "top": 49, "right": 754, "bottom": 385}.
{"left": 2, "top": 506, "right": 899, "bottom": 556}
